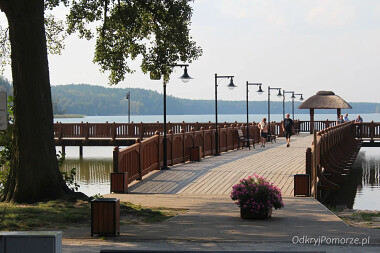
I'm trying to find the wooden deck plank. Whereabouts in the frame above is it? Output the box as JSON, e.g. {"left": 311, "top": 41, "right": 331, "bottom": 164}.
{"left": 129, "top": 133, "right": 313, "bottom": 197}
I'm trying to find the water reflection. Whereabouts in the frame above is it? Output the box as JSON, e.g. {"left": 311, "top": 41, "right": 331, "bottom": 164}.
{"left": 59, "top": 146, "right": 114, "bottom": 197}
{"left": 326, "top": 147, "right": 380, "bottom": 211}
{"left": 353, "top": 148, "right": 380, "bottom": 210}
{"left": 60, "top": 159, "right": 113, "bottom": 197}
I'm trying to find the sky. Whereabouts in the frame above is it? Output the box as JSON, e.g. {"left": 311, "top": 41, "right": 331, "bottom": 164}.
{"left": 1, "top": 0, "right": 380, "bottom": 103}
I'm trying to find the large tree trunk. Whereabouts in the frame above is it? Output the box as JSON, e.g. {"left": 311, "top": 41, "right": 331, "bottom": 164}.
{"left": 0, "top": 0, "right": 73, "bottom": 203}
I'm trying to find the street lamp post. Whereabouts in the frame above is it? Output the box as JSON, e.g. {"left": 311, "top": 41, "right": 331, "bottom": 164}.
{"left": 162, "top": 64, "right": 192, "bottom": 170}
{"left": 292, "top": 93, "right": 304, "bottom": 119}
{"left": 282, "top": 90, "right": 295, "bottom": 120}
{"left": 246, "top": 81, "right": 264, "bottom": 149}
{"left": 126, "top": 91, "right": 131, "bottom": 124}
{"left": 267, "top": 86, "right": 282, "bottom": 141}
{"left": 215, "top": 74, "right": 236, "bottom": 155}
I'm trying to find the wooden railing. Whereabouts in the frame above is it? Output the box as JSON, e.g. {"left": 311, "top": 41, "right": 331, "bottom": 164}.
{"left": 53, "top": 120, "right": 380, "bottom": 141}
{"left": 113, "top": 124, "right": 261, "bottom": 187}
{"left": 54, "top": 121, "right": 248, "bottom": 140}
{"left": 306, "top": 121, "right": 361, "bottom": 200}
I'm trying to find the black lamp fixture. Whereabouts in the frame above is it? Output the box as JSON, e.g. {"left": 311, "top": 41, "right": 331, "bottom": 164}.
{"left": 282, "top": 90, "right": 294, "bottom": 120}
{"left": 179, "top": 65, "right": 193, "bottom": 83}
{"left": 214, "top": 74, "right": 236, "bottom": 155}
{"left": 292, "top": 93, "right": 303, "bottom": 119}
{"left": 161, "top": 63, "right": 192, "bottom": 170}
{"left": 267, "top": 86, "right": 282, "bottom": 141}
{"left": 246, "top": 82, "right": 264, "bottom": 149}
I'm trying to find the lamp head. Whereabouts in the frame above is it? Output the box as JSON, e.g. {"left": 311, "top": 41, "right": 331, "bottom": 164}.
{"left": 300, "top": 94, "right": 304, "bottom": 101}
{"left": 291, "top": 93, "right": 296, "bottom": 99}
{"left": 179, "top": 66, "right": 192, "bottom": 83}
{"left": 257, "top": 85, "right": 264, "bottom": 95}
{"left": 227, "top": 77, "right": 237, "bottom": 90}
{"left": 277, "top": 89, "right": 282, "bottom": 97}
{"left": 126, "top": 92, "right": 130, "bottom": 99}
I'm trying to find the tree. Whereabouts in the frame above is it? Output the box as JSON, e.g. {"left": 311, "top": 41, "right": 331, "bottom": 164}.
{"left": 0, "top": 0, "right": 201, "bottom": 203}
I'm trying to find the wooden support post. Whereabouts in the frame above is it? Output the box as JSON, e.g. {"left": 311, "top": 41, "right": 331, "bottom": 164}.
{"left": 79, "top": 146, "right": 83, "bottom": 157}
{"left": 312, "top": 129, "right": 318, "bottom": 199}
{"left": 309, "top": 109, "right": 314, "bottom": 134}
{"left": 113, "top": 146, "right": 119, "bottom": 173}
{"left": 62, "top": 146, "right": 66, "bottom": 157}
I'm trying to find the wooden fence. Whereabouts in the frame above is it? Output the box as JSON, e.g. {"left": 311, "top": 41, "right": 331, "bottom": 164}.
{"left": 112, "top": 124, "right": 261, "bottom": 186}
{"left": 306, "top": 121, "right": 361, "bottom": 200}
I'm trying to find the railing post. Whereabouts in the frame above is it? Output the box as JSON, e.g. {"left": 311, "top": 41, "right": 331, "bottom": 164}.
{"left": 137, "top": 138, "right": 142, "bottom": 180}
{"left": 140, "top": 122, "right": 144, "bottom": 140}
{"left": 181, "top": 129, "right": 185, "bottom": 163}
{"left": 85, "top": 122, "right": 89, "bottom": 140}
{"left": 58, "top": 122, "right": 62, "bottom": 140}
{"left": 112, "top": 122, "right": 116, "bottom": 140}
{"left": 370, "top": 120, "right": 375, "bottom": 143}
{"left": 305, "top": 147, "right": 312, "bottom": 175}
{"left": 113, "top": 146, "right": 119, "bottom": 173}
{"left": 201, "top": 127, "right": 205, "bottom": 158}
{"left": 312, "top": 129, "right": 318, "bottom": 199}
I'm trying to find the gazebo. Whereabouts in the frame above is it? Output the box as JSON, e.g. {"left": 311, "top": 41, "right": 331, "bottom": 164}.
{"left": 298, "top": 91, "right": 352, "bottom": 133}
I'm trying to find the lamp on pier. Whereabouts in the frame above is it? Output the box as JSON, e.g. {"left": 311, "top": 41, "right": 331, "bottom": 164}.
{"left": 126, "top": 91, "right": 131, "bottom": 124}
{"left": 215, "top": 74, "right": 236, "bottom": 155}
{"left": 267, "top": 86, "right": 282, "bottom": 141}
{"left": 153, "top": 64, "right": 193, "bottom": 170}
{"left": 292, "top": 93, "right": 303, "bottom": 119}
{"left": 282, "top": 90, "right": 294, "bottom": 120}
{"left": 246, "top": 82, "right": 264, "bottom": 149}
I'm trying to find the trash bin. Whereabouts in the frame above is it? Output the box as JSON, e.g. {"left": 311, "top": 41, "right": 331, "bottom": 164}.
{"left": 294, "top": 174, "right": 310, "bottom": 197}
{"left": 91, "top": 198, "right": 120, "bottom": 237}
{"left": 110, "top": 172, "right": 128, "bottom": 193}
{"left": 190, "top": 146, "right": 202, "bottom": 162}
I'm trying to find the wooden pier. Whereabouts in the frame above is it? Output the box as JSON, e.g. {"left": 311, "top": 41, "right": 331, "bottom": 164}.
{"left": 127, "top": 133, "right": 312, "bottom": 197}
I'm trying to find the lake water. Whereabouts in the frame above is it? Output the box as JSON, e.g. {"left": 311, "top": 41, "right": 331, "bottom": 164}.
{"left": 54, "top": 113, "right": 380, "bottom": 124}
{"left": 56, "top": 114, "right": 380, "bottom": 210}
{"left": 352, "top": 147, "right": 380, "bottom": 210}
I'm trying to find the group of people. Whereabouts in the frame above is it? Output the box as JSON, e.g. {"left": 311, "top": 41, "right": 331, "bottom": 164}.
{"left": 257, "top": 112, "right": 363, "bottom": 148}
{"left": 258, "top": 113, "right": 294, "bottom": 148}
{"left": 337, "top": 113, "right": 363, "bottom": 125}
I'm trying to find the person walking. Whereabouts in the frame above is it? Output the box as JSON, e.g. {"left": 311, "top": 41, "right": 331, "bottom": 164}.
{"left": 282, "top": 113, "right": 294, "bottom": 147}
{"left": 258, "top": 118, "right": 268, "bottom": 147}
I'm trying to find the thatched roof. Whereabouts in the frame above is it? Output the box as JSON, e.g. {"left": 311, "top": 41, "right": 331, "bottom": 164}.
{"left": 298, "top": 91, "right": 352, "bottom": 109}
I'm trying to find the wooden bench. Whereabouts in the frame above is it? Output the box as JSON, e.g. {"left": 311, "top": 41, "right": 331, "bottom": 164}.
{"left": 237, "top": 129, "right": 255, "bottom": 149}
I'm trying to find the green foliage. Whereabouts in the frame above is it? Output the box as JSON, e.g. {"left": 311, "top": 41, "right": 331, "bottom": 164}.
{"left": 0, "top": 7, "right": 67, "bottom": 71}
{"left": 0, "top": 96, "right": 13, "bottom": 195}
{"left": 61, "top": 167, "right": 80, "bottom": 192}
{"left": 67, "top": 0, "right": 202, "bottom": 85}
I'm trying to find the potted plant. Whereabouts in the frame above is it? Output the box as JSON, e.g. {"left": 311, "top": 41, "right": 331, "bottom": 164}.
{"left": 230, "top": 174, "right": 284, "bottom": 219}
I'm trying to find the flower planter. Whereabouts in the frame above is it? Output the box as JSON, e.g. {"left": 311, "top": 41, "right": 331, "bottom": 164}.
{"left": 240, "top": 207, "right": 272, "bottom": 219}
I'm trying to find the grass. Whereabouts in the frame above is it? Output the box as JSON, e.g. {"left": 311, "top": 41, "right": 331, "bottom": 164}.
{"left": 0, "top": 200, "right": 187, "bottom": 231}
{"left": 120, "top": 202, "right": 187, "bottom": 224}
{"left": 330, "top": 207, "right": 380, "bottom": 229}
{"left": 0, "top": 200, "right": 90, "bottom": 231}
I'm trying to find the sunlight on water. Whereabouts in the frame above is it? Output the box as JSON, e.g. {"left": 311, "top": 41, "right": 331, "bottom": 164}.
{"left": 353, "top": 148, "right": 380, "bottom": 210}
{"left": 58, "top": 146, "right": 114, "bottom": 197}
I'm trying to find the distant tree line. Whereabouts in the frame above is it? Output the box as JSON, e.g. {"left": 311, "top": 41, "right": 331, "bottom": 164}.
{"left": 1, "top": 79, "right": 379, "bottom": 116}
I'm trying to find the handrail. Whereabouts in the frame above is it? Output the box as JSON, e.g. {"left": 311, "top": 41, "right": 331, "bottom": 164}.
{"left": 306, "top": 121, "right": 361, "bottom": 199}
{"left": 113, "top": 124, "right": 260, "bottom": 188}
{"left": 53, "top": 120, "right": 380, "bottom": 141}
